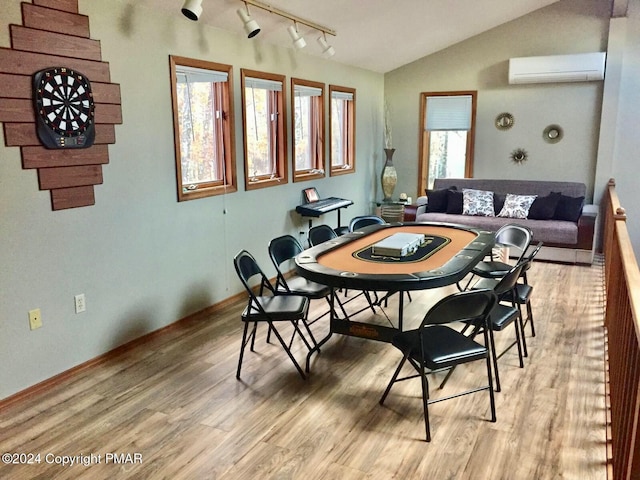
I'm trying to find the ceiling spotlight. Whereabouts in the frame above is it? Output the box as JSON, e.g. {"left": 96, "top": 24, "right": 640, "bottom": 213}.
{"left": 181, "top": 0, "right": 203, "bottom": 21}
{"left": 317, "top": 34, "right": 335, "bottom": 58}
{"left": 237, "top": 5, "right": 261, "bottom": 38}
{"left": 287, "top": 23, "right": 306, "bottom": 49}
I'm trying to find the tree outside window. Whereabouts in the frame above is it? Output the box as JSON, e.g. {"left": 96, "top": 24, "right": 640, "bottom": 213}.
{"left": 169, "top": 56, "right": 236, "bottom": 201}
{"left": 292, "top": 78, "right": 325, "bottom": 182}
{"left": 241, "top": 69, "right": 287, "bottom": 190}
{"left": 329, "top": 85, "right": 356, "bottom": 176}
{"left": 418, "top": 91, "right": 476, "bottom": 193}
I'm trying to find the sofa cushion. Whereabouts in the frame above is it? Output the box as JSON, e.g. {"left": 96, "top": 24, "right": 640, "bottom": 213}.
{"left": 528, "top": 192, "right": 561, "bottom": 220}
{"left": 446, "top": 189, "right": 463, "bottom": 214}
{"left": 462, "top": 189, "right": 495, "bottom": 216}
{"left": 497, "top": 194, "right": 537, "bottom": 219}
{"left": 433, "top": 178, "right": 587, "bottom": 201}
{"left": 425, "top": 188, "right": 451, "bottom": 213}
{"left": 554, "top": 194, "right": 585, "bottom": 222}
{"left": 415, "top": 212, "right": 579, "bottom": 245}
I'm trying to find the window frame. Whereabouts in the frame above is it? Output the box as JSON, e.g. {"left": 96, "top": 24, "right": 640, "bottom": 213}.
{"left": 418, "top": 90, "right": 477, "bottom": 194}
{"left": 291, "top": 78, "right": 325, "bottom": 183}
{"left": 240, "top": 69, "right": 288, "bottom": 191}
{"left": 169, "top": 55, "right": 237, "bottom": 202}
{"left": 329, "top": 85, "right": 356, "bottom": 176}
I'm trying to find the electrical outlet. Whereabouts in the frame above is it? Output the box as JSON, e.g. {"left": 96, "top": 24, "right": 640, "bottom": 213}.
{"left": 74, "top": 294, "right": 86, "bottom": 313}
{"left": 29, "top": 308, "right": 42, "bottom": 330}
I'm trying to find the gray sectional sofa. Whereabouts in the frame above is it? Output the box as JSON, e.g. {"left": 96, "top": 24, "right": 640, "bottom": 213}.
{"left": 407, "top": 178, "right": 597, "bottom": 264}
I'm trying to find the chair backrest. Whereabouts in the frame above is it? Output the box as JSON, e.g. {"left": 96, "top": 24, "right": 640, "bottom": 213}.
{"left": 492, "top": 262, "right": 525, "bottom": 297}
{"left": 349, "top": 215, "right": 385, "bottom": 232}
{"left": 521, "top": 241, "right": 543, "bottom": 274}
{"left": 494, "top": 224, "right": 533, "bottom": 262}
{"left": 268, "top": 235, "right": 304, "bottom": 291}
{"left": 269, "top": 235, "right": 303, "bottom": 269}
{"left": 233, "top": 250, "right": 274, "bottom": 304}
{"left": 308, "top": 224, "right": 338, "bottom": 247}
{"left": 520, "top": 242, "right": 542, "bottom": 283}
{"left": 421, "top": 289, "right": 497, "bottom": 328}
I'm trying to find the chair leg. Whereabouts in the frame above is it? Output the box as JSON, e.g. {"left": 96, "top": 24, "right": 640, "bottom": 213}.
{"left": 379, "top": 352, "right": 409, "bottom": 405}
{"left": 236, "top": 322, "right": 250, "bottom": 379}
{"left": 249, "top": 322, "right": 258, "bottom": 351}
{"left": 267, "top": 322, "right": 307, "bottom": 380}
{"left": 291, "top": 320, "right": 314, "bottom": 352}
{"left": 485, "top": 349, "right": 497, "bottom": 422}
{"left": 526, "top": 300, "right": 536, "bottom": 337}
{"left": 363, "top": 291, "right": 377, "bottom": 314}
{"left": 513, "top": 319, "right": 525, "bottom": 368}
{"left": 265, "top": 324, "right": 272, "bottom": 345}
{"left": 330, "top": 294, "right": 349, "bottom": 321}
{"left": 437, "top": 366, "right": 456, "bottom": 390}
{"left": 420, "top": 361, "right": 431, "bottom": 442}
{"left": 300, "top": 317, "right": 318, "bottom": 349}
{"left": 516, "top": 304, "right": 528, "bottom": 358}
{"left": 488, "top": 328, "right": 501, "bottom": 392}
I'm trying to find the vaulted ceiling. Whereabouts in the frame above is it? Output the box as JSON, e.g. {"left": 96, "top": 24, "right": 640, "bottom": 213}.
{"left": 141, "top": 0, "right": 567, "bottom": 73}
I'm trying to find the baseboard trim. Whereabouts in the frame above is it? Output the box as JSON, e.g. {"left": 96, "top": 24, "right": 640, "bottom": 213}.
{"left": 0, "top": 291, "right": 246, "bottom": 411}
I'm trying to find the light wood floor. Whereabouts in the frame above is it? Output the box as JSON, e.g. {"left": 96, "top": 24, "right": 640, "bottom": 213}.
{"left": 0, "top": 258, "right": 607, "bottom": 479}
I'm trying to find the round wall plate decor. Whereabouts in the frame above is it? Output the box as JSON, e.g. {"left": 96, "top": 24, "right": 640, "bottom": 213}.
{"left": 510, "top": 148, "right": 528, "bottom": 164}
{"left": 543, "top": 124, "right": 563, "bottom": 144}
{"left": 33, "top": 67, "right": 96, "bottom": 149}
{"left": 495, "top": 112, "right": 514, "bottom": 130}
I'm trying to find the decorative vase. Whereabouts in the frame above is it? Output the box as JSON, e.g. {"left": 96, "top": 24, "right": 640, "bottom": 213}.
{"left": 381, "top": 148, "right": 397, "bottom": 201}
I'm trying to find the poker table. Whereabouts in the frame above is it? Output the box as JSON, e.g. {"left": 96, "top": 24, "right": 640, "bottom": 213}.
{"left": 295, "top": 222, "right": 494, "bottom": 368}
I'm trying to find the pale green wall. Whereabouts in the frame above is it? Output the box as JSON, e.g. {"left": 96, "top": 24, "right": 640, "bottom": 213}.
{"left": 384, "top": 0, "right": 610, "bottom": 202}
{"left": 0, "top": 0, "right": 383, "bottom": 399}
{"left": 609, "top": 0, "right": 640, "bottom": 256}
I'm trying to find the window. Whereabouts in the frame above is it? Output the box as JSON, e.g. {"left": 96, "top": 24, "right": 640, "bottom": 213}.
{"left": 291, "top": 78, "right": 325, "bottom": 182}
{"left": 329, "top": 85, "right": 355, "bottom": 176}
{"left": 169, "top": 56, "right": 236, "bottom": 201}
{"left": 418, "top": 91, "right": 477, "bottom": 193}
{"left": 241, "top": 69, "right": 287, "bottom": 190}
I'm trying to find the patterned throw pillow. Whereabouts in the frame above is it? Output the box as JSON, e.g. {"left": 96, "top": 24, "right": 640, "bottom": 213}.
{"left": 497, "top": 194, "right": 538, "bottom": 219}
{"left": 462, "top": 189, "right": 495, "bottom": 216}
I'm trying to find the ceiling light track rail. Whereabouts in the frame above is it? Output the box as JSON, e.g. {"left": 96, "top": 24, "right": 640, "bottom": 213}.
{"left": 241, "top": 0, "right": 336, "bottom": 37}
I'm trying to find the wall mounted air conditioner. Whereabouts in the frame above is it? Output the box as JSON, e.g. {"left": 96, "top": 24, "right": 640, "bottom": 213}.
{"left": 508, "top": 52, "right": 606, "bottom": 84}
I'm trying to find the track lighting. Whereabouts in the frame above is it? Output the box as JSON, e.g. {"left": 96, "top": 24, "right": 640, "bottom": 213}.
{"left": 287, "top": 23, "right": 306, "bottom": 50}
{"left": 181, "top": 0, "right": 202, "bottom": 21}
{"left": 317, "top": 34, "right": 335, "bottom": 58}
{"left": 237, "top": 5, "right": 261, "bottom": 38}
{"left": 238, "top": 1, "right": 336, "bottom": 56}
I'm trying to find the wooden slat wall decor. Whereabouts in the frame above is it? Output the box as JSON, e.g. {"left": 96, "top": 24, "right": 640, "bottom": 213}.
{"left": 0, "top": 0, "right": 122, "bottom": 210}
{"left": 602, "top": 178, "right": 640, "bottom": 480}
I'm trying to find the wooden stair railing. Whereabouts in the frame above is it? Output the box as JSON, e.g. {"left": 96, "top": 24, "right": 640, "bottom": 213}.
{"left": 603, "top": 178, "right": 640, "bottom": 480}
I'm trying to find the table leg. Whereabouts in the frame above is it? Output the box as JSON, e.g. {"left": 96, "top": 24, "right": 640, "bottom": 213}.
{"left": 398, "top": 291, "right": 404, "bottom": 331}
{"left": 305, "top": 288, "right": 335, "bottom": 373}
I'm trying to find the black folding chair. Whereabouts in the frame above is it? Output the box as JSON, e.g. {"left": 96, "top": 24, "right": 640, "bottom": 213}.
{"left": 348, "top": 215, "right": 385, "bottom": 232}
{"left": 308, "top": 224, "right": 339, "bottom": 248}
{"left": 268, "top": 234, "right": 348, "bottom": 328}
{"left": 379, "top": 289, "right": 498, "bottom": 442}
{"left": 461, "top": 223, "right": 532, "bottom": 290}
{"left": 233, "top": 249, "right": 314, "bottom": 380}
{"left": 309, "top": 224, "right": 377, "bottom": 316}
{"left": 465, "top": 262, "right": 527, "bottom": 392}
{"left": 512, "top": 242, "right": 543, "bottom": 337}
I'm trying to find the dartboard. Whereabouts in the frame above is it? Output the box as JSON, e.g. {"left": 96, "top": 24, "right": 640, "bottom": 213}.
{"left": 33, "top": 67, "right": 96, "bottom": 149}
